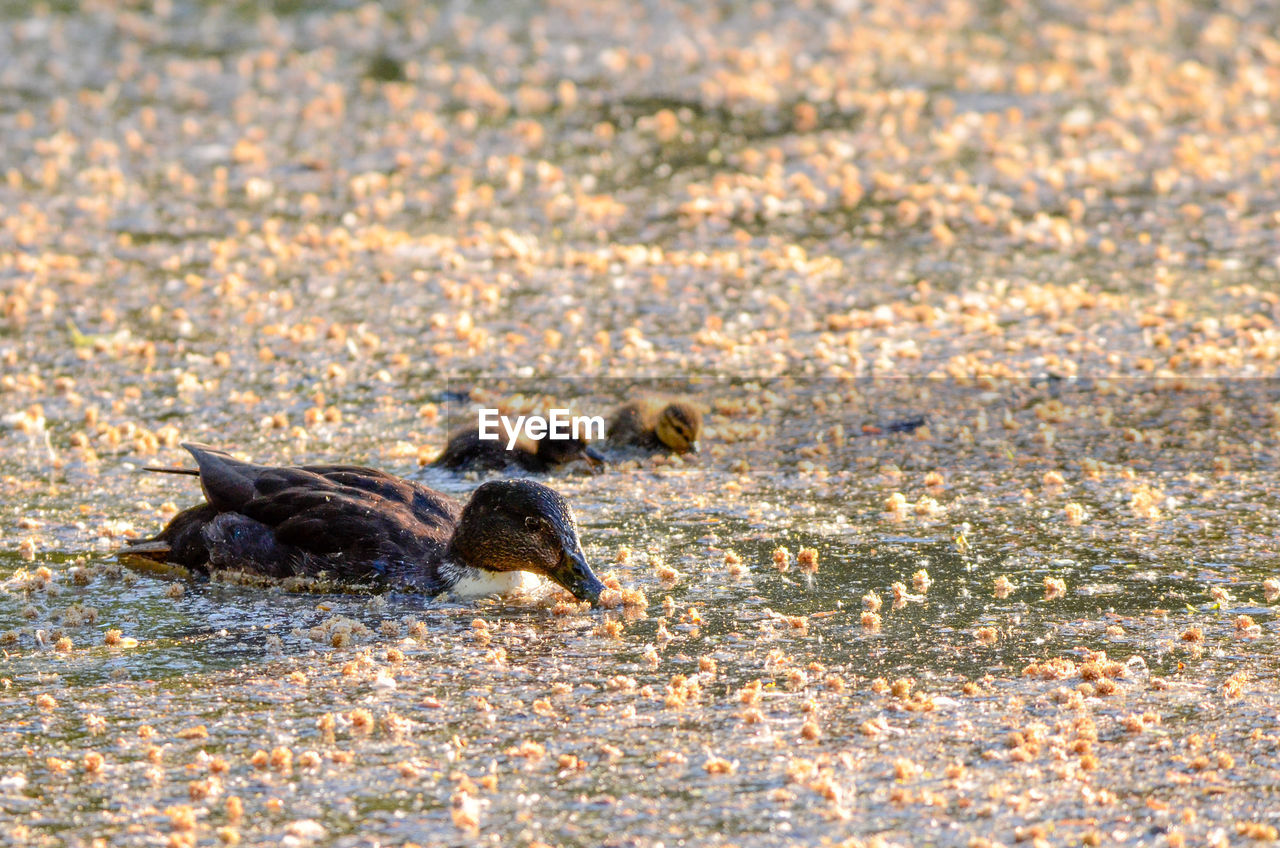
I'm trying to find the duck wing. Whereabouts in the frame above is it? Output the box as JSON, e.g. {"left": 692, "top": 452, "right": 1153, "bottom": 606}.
{"left": 239, "top": 485, "right": 432, "bottom": 554}
{"left": 159, "top": 444, "right": 460, "bottom": 587}
{"left": 183, "top": 444, "right": 460, "bottom": 525}
{"left": 300, "top": 464, "right": 461, "bottom": 524}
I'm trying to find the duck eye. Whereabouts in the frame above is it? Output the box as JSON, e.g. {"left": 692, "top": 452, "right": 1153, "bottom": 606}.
{"left": 525, "top": 515, "right": 558, "bottom": 541}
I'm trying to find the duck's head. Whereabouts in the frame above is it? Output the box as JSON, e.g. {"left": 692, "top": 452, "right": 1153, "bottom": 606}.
{"left": 535, "top": 435, "right": 606, "bottom": 469}
{"left": 451, "top": 479, "right": 604, "bottom": 603}
{"left": 655, "top": 401, "right": 702, "bottom": 454}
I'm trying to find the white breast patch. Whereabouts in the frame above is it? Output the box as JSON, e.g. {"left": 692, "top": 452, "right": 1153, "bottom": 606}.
{"left": 449, "top": 568, "right": 545, "bottom": 599}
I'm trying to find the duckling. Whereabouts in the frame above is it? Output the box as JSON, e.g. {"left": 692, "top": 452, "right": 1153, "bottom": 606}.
{"left": 431, "top": 424, "right": 604, "bottom": 473}
{"left": 124, "top": 443, "right": 604, "bottom": 603}
{"left": 607, "top": 399, "right": 702, "bottom": 454}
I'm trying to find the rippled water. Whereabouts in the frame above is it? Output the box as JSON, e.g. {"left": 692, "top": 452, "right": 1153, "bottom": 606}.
{"left": 3, "top": 378, "right": 1278, "bottom": 845}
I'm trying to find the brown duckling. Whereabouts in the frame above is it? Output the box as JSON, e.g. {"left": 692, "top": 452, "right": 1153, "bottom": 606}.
{"left": 431, "top": 424, "right": 604, "bottom": 473}
{"left": 124, "top": 443, "right": 604, "bottom": 603}
{"left": 607, "top": 399, "right": 702, "bottom": 454}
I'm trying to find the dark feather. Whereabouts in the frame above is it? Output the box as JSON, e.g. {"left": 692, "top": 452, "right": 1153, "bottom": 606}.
{"left": 432, "top": 425, "right": 598, "bottom": 473}
{"left": 127, "top": 442, "right": 603, "bottom": 601}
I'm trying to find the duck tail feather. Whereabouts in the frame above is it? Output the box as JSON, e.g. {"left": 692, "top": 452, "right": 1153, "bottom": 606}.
{"left": 142, "top": 466, "right": 200, "bottom": 476}
{"left": 120, "top": 539, "right": 172, "bottom": 560}
{"left": 182, "top": 442, "right": 261, "bottom": 513}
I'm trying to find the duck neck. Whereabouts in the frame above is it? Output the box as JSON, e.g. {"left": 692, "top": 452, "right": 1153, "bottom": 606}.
{"left": 442, "top": 538, "right": 478, "bottom": 585}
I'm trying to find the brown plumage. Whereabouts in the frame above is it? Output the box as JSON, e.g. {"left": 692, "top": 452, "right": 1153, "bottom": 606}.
{"left": 431, "top": 424, "right": 603, "bottom": 473}
{"left": 123, "top": 443, "right": 604, "bottom": 602}
{"left": 607, "top": 399, "right": 702, "bottom": 454}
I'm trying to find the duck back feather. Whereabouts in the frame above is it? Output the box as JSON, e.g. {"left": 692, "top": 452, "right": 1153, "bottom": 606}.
{"left": 131, "top": 444, "right": 462, "bottom": 591}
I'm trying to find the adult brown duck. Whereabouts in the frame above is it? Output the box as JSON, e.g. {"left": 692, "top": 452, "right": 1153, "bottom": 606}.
{"left": 124, "top": 443, "right": 604, "bottom": 603}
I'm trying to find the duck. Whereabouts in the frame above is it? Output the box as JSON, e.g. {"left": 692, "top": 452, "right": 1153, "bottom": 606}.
{"left": 431, "top": 424, "right": 604, "bottom": 473}
{"left": 607, "top": 398, "right": 702, "bottom": 454}
{"left": 123, "top": 443, "right": 605, "bottom": 603}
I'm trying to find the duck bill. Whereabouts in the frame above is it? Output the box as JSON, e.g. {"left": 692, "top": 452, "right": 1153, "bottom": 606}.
{"left": 583, "top": 445, "right": 607, "bottom": 468}
{"left": 550, "top": 547, "right": 605, "bottom": 604}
